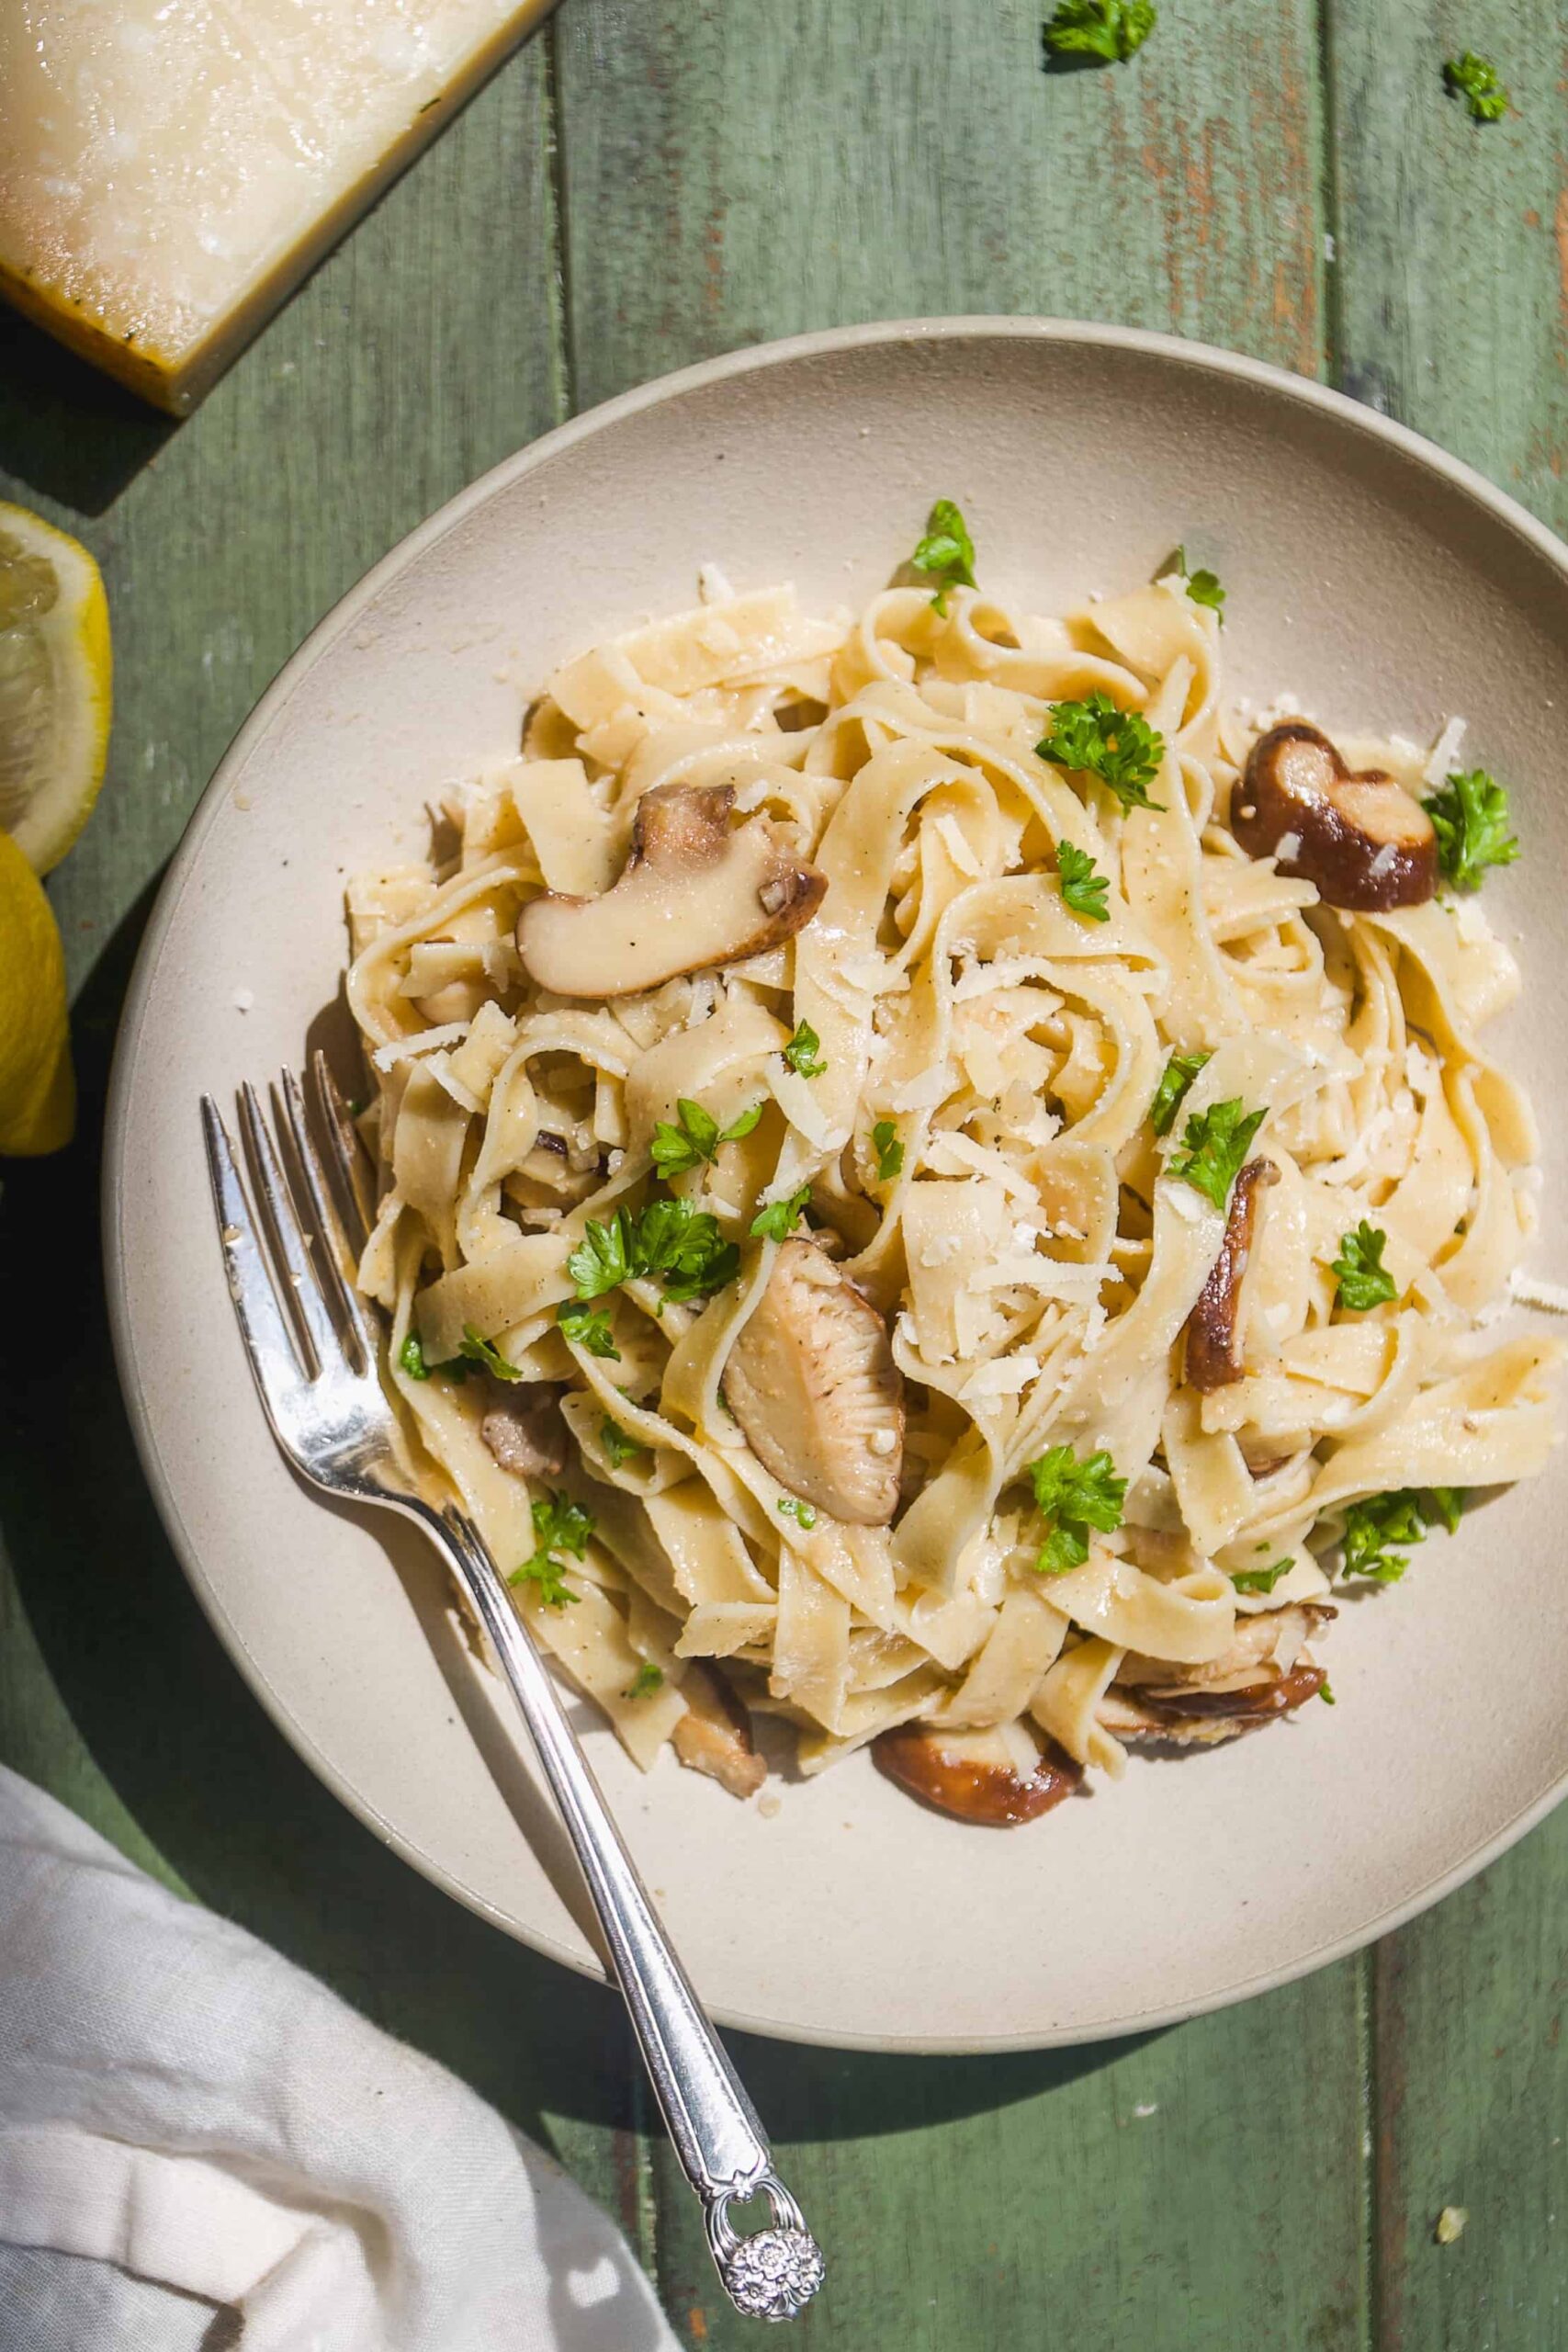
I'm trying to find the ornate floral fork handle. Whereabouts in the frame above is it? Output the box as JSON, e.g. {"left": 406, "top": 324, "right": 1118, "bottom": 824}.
{"left": 200, "top": 1064, "right": 825, "bottom": 2323}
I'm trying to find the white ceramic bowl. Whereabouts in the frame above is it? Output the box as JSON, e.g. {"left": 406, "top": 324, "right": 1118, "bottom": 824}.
{"left": 107, "top": 320, "right": 1568, "bottom": 2052}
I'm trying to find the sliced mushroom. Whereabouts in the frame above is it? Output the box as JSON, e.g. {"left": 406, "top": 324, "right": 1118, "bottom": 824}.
{"left": 1184, "top": 1157, "right": 1279, "bottom": 1392}
{"left": 873, "top": 1721, "right": 1081, "bottom": 1826}
{"left": 722, "top": 1238, "right": 904, "bottom": 1524}
{"left": 1233, "top": 722, "right": 1437, "bottom": 910}
{"left": 1113, "top": 1603, "right": 1333, "bottom": 1736}
{"left": 1121, "top": 1601, "right": 1333, "bottom": 1692}
{"left": 671, "top": 1662, "right": 767, "bottom": 1799}
{"left": 480, "top": 1385, "right": 567, "bottom": 1478}
{"left": 1138, "top": 1661, "right": 1327, "bottom": 1725}
{"left": 516, "top": 782, "right": 827, "bottom": 998}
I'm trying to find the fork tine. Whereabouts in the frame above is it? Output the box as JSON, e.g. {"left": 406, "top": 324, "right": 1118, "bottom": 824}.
{"left": 238, "top": 1080, "right": 344, "bottom": 1380}
{"left": 200, "top": 1096, "right": 310, "bottom": 1406}
{"left": 279, "top": 1065, "right": 378, "bottom": 1374}
{"left": 310, "top": 1048, "right": 375, "bottom": 1248}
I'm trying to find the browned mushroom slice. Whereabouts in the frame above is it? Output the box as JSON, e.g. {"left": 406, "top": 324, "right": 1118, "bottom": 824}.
{"left": 480, "top": 1385, "right": 567, "bottom": 1478}
{"left": 1122, "top": 1602, "right": 1335, "bottom": 1730}
{"left": 1138, "top": 1661, "right": 1326, "bottom": 1724}
{"left": 1233, "top": 722, "right": 1438, "bottom": 910}
{"left": 873, "top": 1722, "right": 1081, "bottom": 1826}
{"left": 671, "top": 1662, "right": 767, "bottom": 1799}
{"left": 1184, "top": 1156, "right": 1279, "bottom": 1392}
{"left": 516, "top": 781, "right": 827, "bottom": 998}
{"left": 722, "top": 1238, "right": 904, "bottom": 1524}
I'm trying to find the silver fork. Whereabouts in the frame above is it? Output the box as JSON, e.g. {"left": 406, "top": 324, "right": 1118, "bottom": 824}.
{"left": 199, "top": 1057, "right": 824, "bottom": 2324}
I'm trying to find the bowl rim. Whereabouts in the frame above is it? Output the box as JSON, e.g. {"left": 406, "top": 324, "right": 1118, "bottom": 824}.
{"left": 104, "top": 314, "right": 1568, "bottom": 2052}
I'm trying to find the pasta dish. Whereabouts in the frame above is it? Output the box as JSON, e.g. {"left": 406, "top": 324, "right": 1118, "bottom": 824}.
{"left": 343, "top": 509, "right": 1561, "bottom": 1826}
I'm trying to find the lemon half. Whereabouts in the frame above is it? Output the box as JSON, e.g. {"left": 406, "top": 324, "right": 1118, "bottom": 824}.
{"left": 0, "top": 829, "right": 73, "bottom": 1156}
{"left": 0, "top": 502, "right": 111, "bottom": 876}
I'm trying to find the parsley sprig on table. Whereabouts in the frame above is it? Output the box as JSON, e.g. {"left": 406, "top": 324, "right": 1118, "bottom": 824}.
{"left": 910, "top": 499, "right": 977, "bottom": 616}
{"left": 1043, "top": 0, "right": 1156, "bottom": 63}
{"left": 1331, "top": 1221, "right": 1398, "bottom": 1312}
{"left": 871, "top": 1119, "right": 905, "bottom": 1183}
{"left": 782, "top": 1020, "right": 827, "bottom": 1077}
{"left": 1167, "top": 1098, "right": 1266, "bottom": 1211}
{"left": 1338, "top": 1488, "right": 1466, "bottom": 1585}
{"left": 1025, "top": 1444, "right": 1127, "bottom": 1575}
{"left": 750, "top": 1182, "right": 814, "bottom": 1244}
{"left": 1038, "top": 693, "right": 1167, "bottom": 810}
{"left": 510, "top": 1491, "right": 593, "bottom": 1609}
{"left": 1444, "top": 51, "right": 1509, "bottom": 120}
{"left": 1056, "top": 839, "right": 1111, "bottom": 922}
{"left": 1421, "top": 769, "right": 1518, "bottom": 892}
{"left": 1148, "top": 1048, "right": 1211, "bottom": 1137}
{"left": 650, "top": 1095, "right": 762, "bottom": 1178}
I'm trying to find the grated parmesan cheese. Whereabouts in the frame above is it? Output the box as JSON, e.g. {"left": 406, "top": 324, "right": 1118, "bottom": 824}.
{"left": 372, "top": 1021, "right": 469, "bottom": 1072}
{"left": 1424, "top": 716, "right": 1467, "bottom": 788}
{"left": 1367, "top": 842, "right": 1398, "bottom": 881}
{"left": 1274, "top": 831, "right": 1303, "bottom": 863}
{"left": 697, "top": 560, "right": 736, "bottom": 606}
{"left": 1510, "top": 1270, "right": 1568, "bottom": 1316}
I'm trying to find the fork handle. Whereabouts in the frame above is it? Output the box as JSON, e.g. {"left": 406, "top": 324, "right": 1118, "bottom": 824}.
{"left": 413, "top": 1498, "right": 824, "bottom": 2323}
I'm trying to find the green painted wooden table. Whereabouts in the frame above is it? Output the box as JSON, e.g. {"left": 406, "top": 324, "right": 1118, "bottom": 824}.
{"left": 4, "top": 4, "right": 1566, "bottom": 2343}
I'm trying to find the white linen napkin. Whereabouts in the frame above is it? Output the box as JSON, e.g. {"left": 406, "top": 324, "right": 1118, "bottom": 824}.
{"left": 0, "top": 1766, "right": 679, "bottom": 2352}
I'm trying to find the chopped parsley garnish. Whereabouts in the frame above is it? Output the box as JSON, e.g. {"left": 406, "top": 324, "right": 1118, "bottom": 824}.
{"left": 1148, "top": 1047, "right": 1211, "bottom": 1137}
{"left": 1339, "top": 1487, "right": 1466, "bottom": 1582}
{"left": 558, "top": 1302, "right": 620, "bottom": 1359}
{"left": 623, "top": 1660, "right": 664, "bottom": 1700}
{"left": 1056, "top": 838, "right": 1111, "bottom": 922}
{"left": 872, "top": 1119, "right": 905, "bottom": 1183}
{"left": 750, "top": 1182, "right": 814, "bottom": 1244}
{"left": 1043, "top": 0, "right": 1156, "bottom": 62}
{"left": 1038, "top": 692, "right": 1166, "bottom": 811}
{"left": 1167, "top": 1098, "right": 1266, "bottom": 1211}
{"left": 1422, "top": 768, "right": 1518, "bottom": 892}
{"left": 650, "top": 1096, "right": 763, "bottom": 1178}
{"left": 777, "top": 1495, "right": 818, "bottom": 1531}
{"left": 458, "top": 1322, "right": 522, "bottom": 1381}
{"left": 1319, "top": 1679, "right": 1337, "bottom": 1705}
{"left": 566, "top": 1199, "right": 739, "bottom": 1309}
{"left": 1162, "top": 547, "right": 1225, "bottom": 616}
{"left": 1444, "top": 51, "right": 1509, "bottom": 120}
{"left": 509, "top": 1489, "right": 593, "bottom": 1609}
{"left": 600, "top": 1418, "right": 649, "bottom": 1468}
{"left": 910, "top": 499, "right": 977, "bottom": 616}
{"left": 1025, "top": 1443, "right": 1127, "bottom": 1575}
{"left": 782, "top": 1020, "right": 827, "bottom": 1078}
{"left": 1331, "top": 1221, "right": 1398, "bottom": 1313}
{"left": 398, "top": 1329, "right": 473, "bottom": 1383}
{"left": 1231, "top": 1557, "right": 1292, "bottom": 1596}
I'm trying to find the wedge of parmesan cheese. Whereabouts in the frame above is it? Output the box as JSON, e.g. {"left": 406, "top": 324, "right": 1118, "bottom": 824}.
{"left": 0, "top": 0, "right": 555, "bottom": 413}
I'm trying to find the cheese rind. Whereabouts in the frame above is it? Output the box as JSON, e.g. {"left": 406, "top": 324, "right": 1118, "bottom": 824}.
{"left": 0, "top": 0, "right": 556, "bottom": 415}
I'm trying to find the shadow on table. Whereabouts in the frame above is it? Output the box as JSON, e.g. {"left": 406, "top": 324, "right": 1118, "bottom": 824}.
{"left": 0, "top": 884, "right": 1136, "bottom": 2168}
{"left": 0, "top": 311, "right": 174, "bottom": 517}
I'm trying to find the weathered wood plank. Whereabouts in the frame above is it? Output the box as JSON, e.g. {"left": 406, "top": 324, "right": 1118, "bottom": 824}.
{"left": 554, "top": 0, "right": 1329, "bottom": 413}
{"left": 1328, "top": 8, "right": 1568, "bottom": 2346}
{"left": 0, "top": 31, "right": 657, "bottom": 2265}
{"left": 556, "top": 9, "right": 1372, "bottom": 2348}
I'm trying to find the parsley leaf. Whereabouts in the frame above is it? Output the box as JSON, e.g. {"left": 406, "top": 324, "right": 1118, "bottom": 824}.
{"left": 1025, "top": 1443, "right": 1127, "bottom": 1575}
{"left": 1038, "top": 692, "right": 1166, "bottom": 811}
{"left": 871, "top": 1119, "right": 905, "bottom": 1183}
{"left": 1331, "top": 1221, "right": 1398, "bottom": 1313}
{"left": 782, "top": 1020, "right": 827, "bottom": 1078}
{"left": 623, "top": 1660, "right": 664, "bottom": 1700}
{"left": 1444, "top": 51, "right": 1509, "bottom": 120}
{"left": 650, "top": 1096, "right": 762, "bottom": 1177}
{"left": 557, "top": 1302, "right": 621, "bottom": 1359}
{"left": 1185, "top": 567, "right": 1225, "bottom": 616}
{"left": 1148, "top": 1048, "right": 1211, "bottom": 1137}
{"left": 1426, "top": 1485, "right": 1466, "bottom": 1534}
{"left": 1167, "top": 1098, "right": 1266, "bottom": 1210}
{"left": 635, "top": 1197, "right": 739, "bottom": 1301}
{"left": 1319, "top": 1679, "right": 1337, "bottom": 1706}
{"left": 509, "top": 1489, "right": 594, "bottom": 1609}
{"left": 1422, "top": 768, "right": 1518, "bottom": 892}
{"left": 458, "top": 1322, "right": 522, "bottom": 1381}
{"left": 600, "top": 1418, "right": 648, "bottom": 1467}
{"left": 777, "top": 1495, "right": 818, "bottom": 1531}
{"left": 1056, "top": 838, "right": 1111, "bottom": 922}
{"left": 910, "top": 499, "right": 977, "bottom": 616}
{"left": 398, "top": 1330, "right": 474, "bottom": 1383}
{"left": 750, "top": 1182, "right": 813, "bottom": 1244}
{"left": 1341, "top": 1490, "right": 1427, "bottom": 1584}
{"left": 1043, "top": 0, "right": 1156, "bottom": 63}
{"left": 567, "top": 1211, "right": 633, "bottom": 1300}
{"left": 1232, "top": 1557, "right": 1292, "bottom": 1596}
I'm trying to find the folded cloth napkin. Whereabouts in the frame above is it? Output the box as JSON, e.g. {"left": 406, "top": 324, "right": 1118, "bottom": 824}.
{"left": 0, "top": 1766, "right": 679, "bottom": 2352}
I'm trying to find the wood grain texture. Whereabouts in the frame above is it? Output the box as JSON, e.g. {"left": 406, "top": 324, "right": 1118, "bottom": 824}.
{"left": 1328, "top": 11, "right": 1568, "bottom": 2346}
{"left": 554, "top": 0, "right": 1328, "bottom": 410}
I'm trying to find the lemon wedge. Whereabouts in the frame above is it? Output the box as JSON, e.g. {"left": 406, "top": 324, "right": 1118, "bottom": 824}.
{"left": 0, "top": 828, "right": 74, "bottom": 1156}
{"left": 0, "top": 502, "right": 111, "bottom": 876}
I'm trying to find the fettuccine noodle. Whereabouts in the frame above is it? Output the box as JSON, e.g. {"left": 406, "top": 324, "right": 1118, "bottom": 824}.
{"left": 343, "top": 548, "right": 1562, "bottom": 1821}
